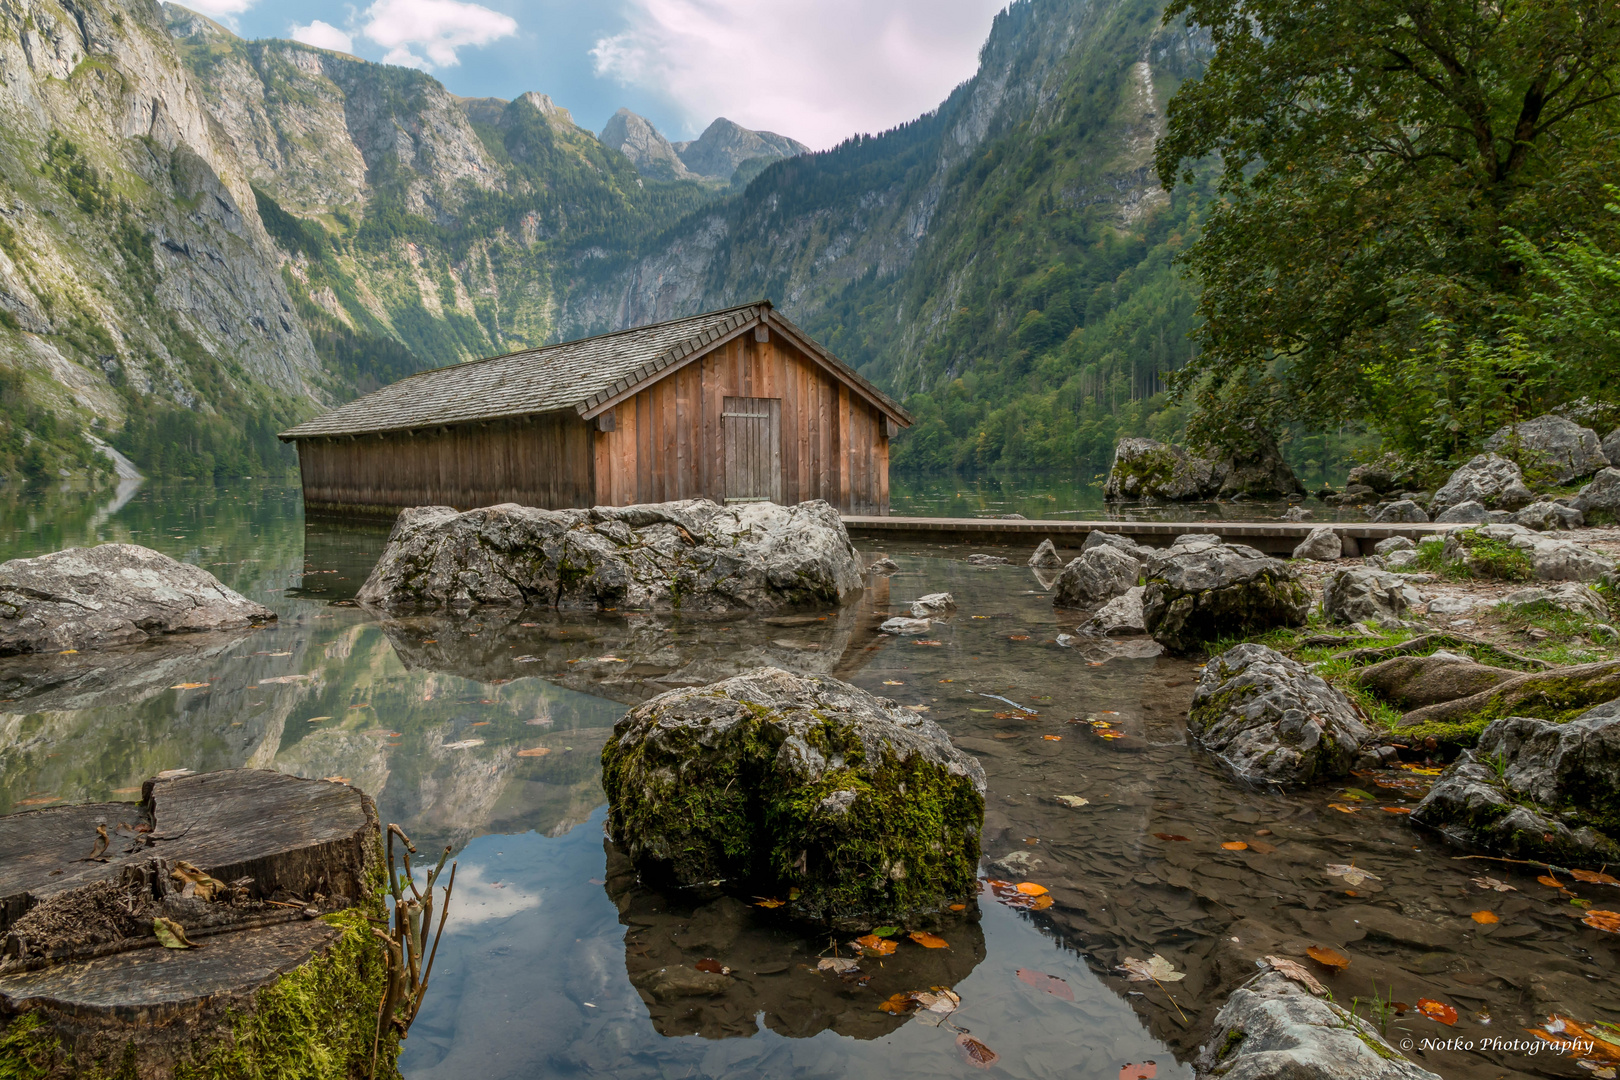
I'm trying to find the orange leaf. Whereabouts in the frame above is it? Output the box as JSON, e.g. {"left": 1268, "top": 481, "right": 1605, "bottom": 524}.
{"left": 1582, "top": 909, "right": 1620, "bottom": 933}
{"left": 755, "top": 898, "right": 785, "bottom": 909}
{"left": 857, "top": 934, "right": 898, "bottom": 955}
{"left": 949, "top": 903, "right": 967, "bottom": 912}
{"left": 878, "top": 993, "right": 915, "bottom": 1014}
{"left": 1570, "top": 869, "right": 1620, "bottom": 886}
{"left": 1015, "top": 882, "right": 1049, "bottom": 896}
{"left": 908, "top": 931, "right": 949, "bottom": 948}
{"left": 1043, "top": 734, "right": 1062, "bottom": 741}
{"left": 1030, "top": 894, "right": 1054, "bottom": 910}
{"left": 1470, "top": 910, "right": 1499, "bottom": 924}
{"left": 1328, "top": 803, "right": 1358, "bottom": 814}
{"left": 1120, "top": 1064, "right": 1158, "bottom": 1080}
{"left": 1305, "top": 945, "right": 1350, "bottom": 970}
{"left": 516, "top": 747, "right": 551, "bottom": 757}
{"left": 1415, "top": 998, "right": 1458, "bottom": 1025}
{"left": 956, "top": 1034, "right": 1000, "bottom": 1069}
{"left": 1153, "top": 833, "right": 1191, "bottom": 842}
{"left": 694, "top": 958, "right": 726, "bottom": 975}
{"left": 1537, "top": 875, "right": 1563, "bottom": 888}
{"left": 1222, "top": 841, "right": 1249, "bottom": 851}
{"left": 170, "top": 683, "right": 209, "bottom": 690}
{"left": 1381, "top": 806, "right": 1412, "bottom": 814}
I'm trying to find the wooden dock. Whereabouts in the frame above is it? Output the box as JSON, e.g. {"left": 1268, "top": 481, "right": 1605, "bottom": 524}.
{"left": 841, "top": 515, "right": 1448, "bottom": 556}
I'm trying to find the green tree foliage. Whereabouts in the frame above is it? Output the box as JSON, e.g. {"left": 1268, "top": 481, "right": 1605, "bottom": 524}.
{"left": 1156, "top": 0, "right": 1620, "bottom": 460}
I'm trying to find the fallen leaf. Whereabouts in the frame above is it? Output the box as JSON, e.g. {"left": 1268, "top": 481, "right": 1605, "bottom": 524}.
{"left": 949, "top": 903, "right": 967, "bottom": 911}
{"left": 1120, "top": 1064, "right": 1158, "bottom": 1080}
{"left": 1153, "top": 833, "right": 1192, "bottom": 842}
{"left": 1248, "top": 840, "right": 1278, "bottom": 854}
{"left": 321, "top": 776, "right": 350, "bottom": 784}
{"left": 755, "top": 898, "right": 785, "bottom": 909}
{"left": 908, "top": 931, "right": 948, "bottom": 949}
{"left": 856, "top": 935, "right": 898, "bottom": 955}
{"left": 1008, "top": 634, "right": 1030, "bottom": 641}
{"left": 883, "top": 680, "right": 904, "bottom": 685}
{"left": 1571, "top": 869, "right": 1620, "bottom": 886}
{"left": 1538, "top": 875, "right": 1564, "bottom": 888}
{"left": 1264, "top": 956, "right": 1325, "bottom": 995}
{"left": 1043, "top": 734, "right": 1062, "bottom": 741}
{"left": 1471, "top": 910, "right": 1500, "bottom": 924}
{"left": 1055, "top": 795, "right": 1090, "bottom": 807}
{"left": 1017, "top": 968, "right": 1075, "bottom": 1000}
{"left": 1473, "top": 876, "right": 1517, "bottom": 892}
{"left": 516, "top": 747, "right": 551, "bottom": 757}
{"left": 1328, "top": 803, "right": 1359, "bottom": 814}
{"left": 1015, "top": 882, "right": 1049, "bottom": 896}
{"left": 915, "top": 640, "right": 943, "bottom": 646}
{"left": 1119, "top": 955, "right": 1184, "bottom": 983}
{"left": 1583, "top": 910, "right": 1620, "bottom": 933}
{"left": 878, "top": 992, "right": 917, "bottom": 1014}
{"left": 170, "top": 683, "right": 209, "bottom": 690}
{"left": 817, "top": 957, "right": 858, "bottom": 974}
{"left": 1416, "top": 998, "right": 1458, "bottom": 1025}
{"left": 1222, "top": 841, "right": 1249, "bottom": 851}
{"left": 694, "top": 958, "right": 729, "bottom": 975}
{"left": 1305, "top": 945, "right": 1350, "bottom": 970}
{"left": 1382, "top": 806, "right": 1413, "bottom": 814}
{"left": 1324, "top": 863, "right": 1380, "bottom": 887}
{"left": 153, "top": 917, "right": 200, "bottom": 949}
{"left": 470, "top": 721, "right": 491, "bottom": 727}
{"left": 956, "top": 1034, "right": 1000, "bottom": 1069}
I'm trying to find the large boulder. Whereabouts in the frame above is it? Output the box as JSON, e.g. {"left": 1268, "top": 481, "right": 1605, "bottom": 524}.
{"left": 1290, "top": 526, "right": 1340, "bottom": 562}
{"left": 1485, "top": 413, "right": 1609, "bottom": 482}
{"left": 1604, "top": 428, "right": 1620, "bottom": 469}
{"left": 1512, "top": 500, "right": 1582, "bottom": 531}
{"left": 1196, "top": 972, "right": 1442, "bottom": 1080}
{"left": 356, "top": 500, "right": 863, "bottom": 614}
{"left": 600, "top": 668, "right": 986, "bottom": 925}
{"left": 1103, "top": 438, "right": 1223, "bottom": 501}
{"left": 1052, "top": 545, "right": 1141, "bottom": 608}
{"left": 1429, "top": 453, "right": 1535, "bottom": 514}
{"left": 1320, "top": 567, "right": 1423, "bottom": 625}
{"left": 1411, "top": 703, "right": 1620, "bottom": 867}
{"left": 1352, "top": 653, "right": 1521, "bottom": 710}
{"left": 1574, "top": 466, "right": 1620, "bottom": 521}
{"left": 1399, "top": 659, "right": 1620, "bottom": 730}
{"left": 1188, "top": 644, "right": 1373, "bottom": 787}
{"left": 0, "top": 544, "right": 275, "bottom": 656}
{"left": 1143, "top": 539, "right": 1311, "bottom": 653}
{"left": 1219, "top": 436, "right": 1305, "bottom": 498}
{"left": 1345, "top": 454, "right": 1406, "bottom": 494}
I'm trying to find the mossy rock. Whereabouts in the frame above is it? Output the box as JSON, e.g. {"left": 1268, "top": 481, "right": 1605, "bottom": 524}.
{"left": 1142, "top": 540, "right": 1311, "bottom": 654}
{"left": 1399, "top": 659, "right": 1620, "bottom": 731}
{"left": 601, "top": 668, "right": 986, "bottom": 927}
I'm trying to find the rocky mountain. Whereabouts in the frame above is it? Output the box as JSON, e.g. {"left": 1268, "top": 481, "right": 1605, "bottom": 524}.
{"left": 0, "top": 0, "right": 1203, "bottom": 484}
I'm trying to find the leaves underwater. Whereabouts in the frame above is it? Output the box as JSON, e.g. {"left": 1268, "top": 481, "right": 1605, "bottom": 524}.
{"left": 1119, "top": 955, "right": 1184, "bottom": 983}
{"left": 1582, "top": 909, "right": 1620, "bottom": 933}
{"left": 1305, "top": 945, "right": 1350, "bottom": 970}
{"left": 1416, "top": 998, "right": 1459, "bottom": 1025}
{"left": 907, "top": 930, "right": 949, "bottom": 949}
{"left": 1016, "top": 968, "right": 1075, "bottom": 1000}
{"left": 1471, "top": 910, "right": 1500, "bottom": 924}
{"left": 956, "top": 1034, "right": 1000, "bottom": 1068}
{"left": 1570, "top": 869, "right": 1620, "bottom": 886}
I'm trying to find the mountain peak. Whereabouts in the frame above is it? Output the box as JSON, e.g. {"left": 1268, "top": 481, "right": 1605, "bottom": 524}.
{"left": 599, "top": 108, "right": 693, "bottom": 182}
{"left": 674, "top": 118, "right": 809, "bottom": 179}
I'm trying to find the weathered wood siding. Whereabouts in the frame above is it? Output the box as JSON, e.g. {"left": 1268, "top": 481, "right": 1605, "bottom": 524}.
{"left": 297, "top": 412, "right": 593, "bottom": 514}
{"left": 591, "top": 330, "right": 891, "bottom": 513}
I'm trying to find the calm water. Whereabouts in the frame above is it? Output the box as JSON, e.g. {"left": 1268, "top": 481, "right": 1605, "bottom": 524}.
{"left": 2, "top": 477, "right": 1614, "bottom": 1080}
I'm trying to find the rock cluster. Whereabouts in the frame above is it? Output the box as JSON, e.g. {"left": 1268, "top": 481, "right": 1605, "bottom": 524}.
{"left": 1429, "top": 453, "right": 1535, "bottom": 515}
{"left": 1484, "top": 413, "right": 1609, "bottom": 482}
{"left": 1440, "top": 523, "right": 1613, "bottom": 582}
{"left": 1053, "top": 544, "right": 1142, "bottom": 607}
{"left": 0, "top": 544, "right": 275, "bottom": 655}
{"left": 1188, "top": 644, "right": 1373, "bottom": 787}
{"left": 356, "top": 500, "right": 864, "bottom": 614}
{"left": 1103, "top": 437, "right": 1303, "bottom": 501}
{"left": 1412, "top": 701, "right": 1620, "bottom": 867}
{"left": 600, "top": 669, "right": 986, "bottom": 925}
{"left": 1142, "top": 537, "right": 1310, "bottom": 653}
{"left": 1321, "top": 567, "right": 1423, "bottom": 625}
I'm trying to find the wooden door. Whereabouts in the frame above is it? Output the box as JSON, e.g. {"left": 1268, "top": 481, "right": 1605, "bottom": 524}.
{"left": 722, "top": 396, "right": 782, "bottom": 503}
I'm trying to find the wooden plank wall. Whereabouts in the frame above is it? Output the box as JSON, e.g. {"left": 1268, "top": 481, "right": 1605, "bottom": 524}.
{"left": 297, "top": 412, "right": 593, "bottom": 512}
{"left": 592, "top": 331, "right": 890, "bottom": 513}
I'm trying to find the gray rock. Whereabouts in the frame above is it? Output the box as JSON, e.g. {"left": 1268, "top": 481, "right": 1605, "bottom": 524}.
{"left": 1374, "top": 536, "right": 1415, "bottom": 555}
{"left": 1027, "top": 539, "right": 1064, "bottom": 569}
{"left": 601, "top": 668, "right": 986, "bottom": 923}
{"left": 1346, "top": 455, "right": 1405, "bottom": 494}
{"left": 1220, "top": 436, "right": 1306, "bottom": 498}
{"left": 908, "top": 593, "right": 956, "bottom": 618}
{"left": 1513, "top": 500, "right": 1583, "bottom": 530}
{"left": 1281, "top": 506, "right": 1312, "bottom": 522}
{"left": 1103, "top": 437, "right": 1225, "bottom": 501}
{"left": 1142, "top": 541, "right": 1311, "bottom": 654}
{"left": 1412, "top": 705, "right": 1620, "bottom": 867}
{"left": 1430, "top": 453, "right": 1536, "bottom": 513}
{"left": 1501, "top": 582, "right": 1608, "bottom": 618}
{"left": 0, "top": 544, "right": 275, "bottom": 655}
{"left": 1574, "top": 467, "right": 1620, "bottom": 519}
{"left": 1484, "top": 509, "right": 1516, "bottom": 523}
{"left": 1196, "top": 972, "right": 1441, "bottom": 1080}
{"left": 1368, "top": 499, "right": 1429, "bottom": 523}
{"left": 1290, "top": 526, "right": 1340, "bottom": 562}
{"left": 1077, "top": 586, "right": 1146, "bottom": 636}
{"left": 1434, "top": 499, "right": 1487, "bottom": 523}
{"left": 879, "top": 617, "right": 932, "bottom": 635}
{"left": 868, "top": 558, "right": 899, "bottom": 575}
{"left": 1053, "top": 546, "right": 1141, "bottom": 608}
{"left": 1320, "top": 567, "right": 1423, "bottom": 625}
{"left": 1082, "top": 530, "right": 1155, "bottom": 560}
{"left": 1439, "top": 523, "right": 1614, "bottom": 582}
{"left": 1485, "top": 413, "right": 1609, "bottom": 482}
{"left": 965, "top": 553, "right": 1009, "bottom": 566}
{"left": 1352, "top": 654, "right": 1520, "bottom": 710}
{"left": 1189, "top": 644, "right": 1373, "bottom": 787}
{"left": 1604, "top": 429, "right": 1620, "bottom": 469}
{"left": 356, "top": 500, "right": 863, "bottom": 614}
{"left": 1383, "top": 548, "right": 1421, "bottom": 570}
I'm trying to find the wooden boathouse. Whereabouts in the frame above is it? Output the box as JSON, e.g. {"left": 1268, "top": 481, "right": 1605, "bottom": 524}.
{"left": 279, "top": 301, "right": 911, "bottom": 516}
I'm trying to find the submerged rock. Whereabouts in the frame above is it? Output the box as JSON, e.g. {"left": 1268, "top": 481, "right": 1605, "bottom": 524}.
{"left": 1142, "top": 539, "right": 1310, "bottom": 654}
{"left": 965, "top": 553, "right": 1009, "bottom": 566}
{"left": 1196, "top": 972, "right": 1441, "bottom": 1080}
{"left": 1485, "top": 413, "right": 1609, "bottom": 482}
{"left": 1188, "top": 644, "right": 1373, "bottom": 788}
{"left": 0, "top": 544, "right": 275, "bottom": 656}
{"left": 1321, "top": 567, "right": 1423, "bottom": 625}
{"left": 600, "top": 668, "right": 986, "bottom": 925}
{"left": 1027, "top": 539, "right": 1064, "bottom": 569}
{"left": 1411, "top": 703, "right": 1620, "bottom": 867}
{"left": 1053, "top": 545, "right": 1140, "bottom": 608}
{"left": 868, "top": 558, "right": 900, "bottom": 575}
{"left": 356, "top": 500, "right": 863, "bottom": 614}
{"left": 1430, "top": 453, "right": 1535, "bottom": 514}
{"left": 879, "top": 617, "right": 932, "bottom": 635}
{"left": 908, "top": 593, "right": 956, "bottom": 618}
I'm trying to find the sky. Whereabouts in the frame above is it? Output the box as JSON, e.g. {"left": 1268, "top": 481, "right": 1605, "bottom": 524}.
{"left": 175, "top": 0, "right": 1010, "bottom": 150}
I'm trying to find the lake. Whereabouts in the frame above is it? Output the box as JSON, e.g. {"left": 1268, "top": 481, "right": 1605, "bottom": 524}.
{"left": 1, "top": 476, "right": 1610, "bottom": 1080}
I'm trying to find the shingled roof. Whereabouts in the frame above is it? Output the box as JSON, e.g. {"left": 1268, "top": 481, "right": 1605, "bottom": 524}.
{"left": 279, "top": 301, "right": 909, "bottom": 440}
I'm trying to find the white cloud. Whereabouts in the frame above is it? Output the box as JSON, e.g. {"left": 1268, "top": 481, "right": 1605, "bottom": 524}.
{"left": 591, "top": 0, "right": 1007, "bottom": 150}
{"left": 290, "top": 20, "right": 355, "bottom": 53}
{"left": 361, "top": 0, "right": 519, "bottom": 71}
{"left": 179, "top": 0, "right": 257, "bottom": 24}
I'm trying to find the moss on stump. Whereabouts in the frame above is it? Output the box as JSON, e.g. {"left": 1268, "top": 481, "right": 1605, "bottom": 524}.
{"left": 601, "top": 668, "right": 986, "bottom": 927}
